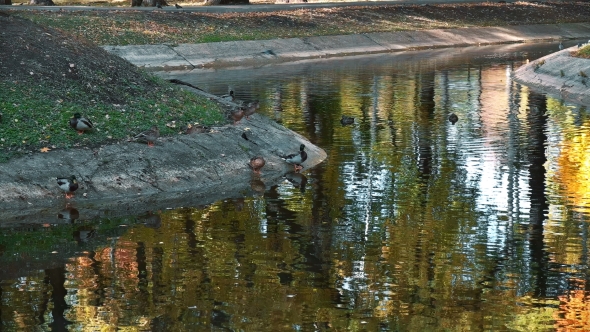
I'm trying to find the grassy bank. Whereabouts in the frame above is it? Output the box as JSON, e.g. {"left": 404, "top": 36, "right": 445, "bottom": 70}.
{"left": 0, "top": 13, "right": 225, "bottom": 163}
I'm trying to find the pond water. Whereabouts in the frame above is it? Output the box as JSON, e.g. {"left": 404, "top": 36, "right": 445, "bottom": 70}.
{"left": 3, "top": 41, "right": 590, "bottom": 331}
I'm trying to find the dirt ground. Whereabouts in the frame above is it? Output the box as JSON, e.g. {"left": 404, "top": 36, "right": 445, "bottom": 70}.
{"left": 0, "top": 2, "right": 590, "bottom": 87}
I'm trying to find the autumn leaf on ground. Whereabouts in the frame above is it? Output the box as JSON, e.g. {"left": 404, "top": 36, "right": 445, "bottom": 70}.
{"left": 40, "top": 147, "right": 51, "bottom": 153}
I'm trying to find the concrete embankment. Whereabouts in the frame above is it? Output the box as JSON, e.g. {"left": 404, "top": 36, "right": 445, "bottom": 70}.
{"left": 103, "top": 23, "right": 590, "bottom": 71}
{"left": 0, "top": 108, "right": 327, "bottom": 224}
{"left": 513, "top": 46, "right": 590, "bottom": 107}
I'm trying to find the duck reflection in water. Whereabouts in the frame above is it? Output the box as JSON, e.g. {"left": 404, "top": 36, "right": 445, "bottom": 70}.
{"left": 284, "top": 171, "right": 307, "bottom": 193}
{"left": 57, "top": 205, "right": 80, "bottom": 223}
{"left": 139, "top": 210, "right": 162, "bottom": 229}
{"left": 73, "top": 225, "right": 96, "bottom": 245}
{"left": 250, "top": 178, "right": 266, "bottom": 195}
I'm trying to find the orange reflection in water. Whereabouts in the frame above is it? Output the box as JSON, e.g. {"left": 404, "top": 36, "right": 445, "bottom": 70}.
{"left": 555, "top": 286, "right": 590, "bottom": 331}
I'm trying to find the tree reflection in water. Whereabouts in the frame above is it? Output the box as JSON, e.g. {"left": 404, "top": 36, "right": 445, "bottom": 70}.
{"left": 2, "top": 43, "right": 590, "bottom": 331}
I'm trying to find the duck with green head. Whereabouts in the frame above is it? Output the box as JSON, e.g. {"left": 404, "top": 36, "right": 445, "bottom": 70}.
{"left": 282, "top": 144, "right": 307, "bottom": 172}
{"left": 57, "top": 175, "right": 79, "bottom": 199}
{"left": 70, "top": 113, "right": 94, "bottom": 134}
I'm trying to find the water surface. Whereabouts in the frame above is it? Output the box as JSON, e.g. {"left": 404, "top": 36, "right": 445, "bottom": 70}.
{"left": 2, "top": 41, "right": 590, "bottom": 331}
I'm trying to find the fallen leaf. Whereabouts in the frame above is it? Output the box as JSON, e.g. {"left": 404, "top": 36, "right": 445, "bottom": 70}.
{"left": 40, "top": 147, "right": 51, "bottom": 153}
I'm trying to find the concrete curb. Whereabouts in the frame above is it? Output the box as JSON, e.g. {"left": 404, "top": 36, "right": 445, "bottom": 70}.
{"left": 102, "top": 23, "right": 590, "bottom": 71}
{"left": 0, "top": 110, "right": 327, "bottom": 224}
{"left": 513, "top": 45, "right": 590, "bottom": 107}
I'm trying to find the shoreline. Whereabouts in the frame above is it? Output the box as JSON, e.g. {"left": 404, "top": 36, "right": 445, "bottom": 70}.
{"left": 103, "top": 23, "right": 590, "bottom": 71}
{"left": 0, "top": 86, "right": 327, "bottom": 224}
{"left": 513, "top": 46, "right": 590, "bottom": 107}
{"left": 2, "top": 22, "right": 589, "bottom": 224}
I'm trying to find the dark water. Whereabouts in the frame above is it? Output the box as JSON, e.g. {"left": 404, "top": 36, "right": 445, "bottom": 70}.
{"left": 3, "top": 41, "right": 590, "bottom": 331}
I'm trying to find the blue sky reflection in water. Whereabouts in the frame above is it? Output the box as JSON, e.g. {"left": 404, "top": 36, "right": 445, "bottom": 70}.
{"left": 2, "top": 41, "right": 590, "bottom": 331}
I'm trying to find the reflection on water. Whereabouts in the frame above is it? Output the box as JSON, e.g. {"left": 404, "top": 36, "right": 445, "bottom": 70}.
{"left": 3, "top": 42, "right": 590, "bottom": 331}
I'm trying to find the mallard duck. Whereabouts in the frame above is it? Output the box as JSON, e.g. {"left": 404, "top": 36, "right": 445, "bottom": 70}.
{"left": 230, "top": 107, "right": 245, "bottom": 125}
{"left": 134, "top": 125, "right": 159, "bottom": 147}
{"left": 282, "top": 144, "right": 308, "bottom": 172}
{"left": 185, "top": 124, "right": 209, "bottom": 135}
{"left": 448, "top": 113, "right": 458, "bottom": 125}
{"left": 221, "top": 87, "right": 235, "bottom": 102}
{"left": 340, "top": 115, "right": 354, "bottom": 125}
{"left": 244, "top": 101, "right": 259, "bottom": 120}
{"left": 249, "top": 156, "right": 266, "bottom": 174}
{"left": 69, "top": 113, "right": 93, "bottom": 135}
{"left": 57, "top": 175, "right": 78, "bottom": 199}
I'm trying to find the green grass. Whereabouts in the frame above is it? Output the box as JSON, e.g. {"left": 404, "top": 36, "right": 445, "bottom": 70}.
{"left": 0, "top": 75, "right": 225, "bottom": 162}
{"left": 574, "top": 44, "right": 590, "bottom": 59}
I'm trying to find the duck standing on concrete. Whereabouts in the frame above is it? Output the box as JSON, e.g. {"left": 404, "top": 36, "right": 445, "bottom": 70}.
{"left": 185, "top": 124, "right": 209, "bottom": 134}
{"left": 134, "top": 125, "right": 159, "bottom": 147}
{"left": 222, "top": 87, "right": 236, "bottom": 102}
{"left": 230, "top": 107, "right": 245, "bottom": 125}
{"left": 244, "top": 101, "right": 259, "bottom": 120}
{"left": 57, "top": 175, "right": 79, "bottom": 199}
{"left": 249, "top": 156, "right": 266, "bottom": 174}
{"left": 282, "top": 144, "right": 307, "bottom": 172}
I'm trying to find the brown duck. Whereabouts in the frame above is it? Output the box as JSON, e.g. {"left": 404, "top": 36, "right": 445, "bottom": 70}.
{"left": 134, "top": 125, "right": 159, "bottom": 147}
{"left": 249, "top": 156, "right": 266, "bottom": 174}
{"left": 244, "top": 101, "right": 260, "bottom": 120}
{"left": 230, "top": 107, "right": 245, "bottom": 125}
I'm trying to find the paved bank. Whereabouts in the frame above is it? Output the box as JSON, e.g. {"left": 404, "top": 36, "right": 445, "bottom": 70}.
{"left": 103, "top": 23, "right": 590, "bottom": 71}
{"left": 0, "top": 107, "right": 327, "bottom": 224}
{"left": 513, "top": 46, "right": 590, "bottom": 107}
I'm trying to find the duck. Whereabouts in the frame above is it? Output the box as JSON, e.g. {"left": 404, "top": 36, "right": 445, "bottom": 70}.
{"left": 340, "top": 115, "right": 354, "bottom": 125}
{"left": 185, "top": 124, "right": 209, "bottom": 134}
{"left": 282, "top": 144, "right": 308, "bottom": 172}
{"left": 221, "top": 87, "right": 235, "bottom": 102}
{"left": 249, "top": 156, "right": 266, "bottom": 174}
{"left": 244, "top": 101, "right": 259, "bottom": 120}
{"left": 448, "top": 113, "right": 458, "bottom": 125}
{"left": 69, "top": 113, "right": 93, "bottom": 134}
{"left": 175, "top": 3, "right": 182, "bottom": 8}
{"left": 57, "top": 175, "right": 79, "bottom": 199}
{"left": 134, "top": 125, "right": 159, "bottom": 147}
{"left": 230, "top": 107, "right": 245, "bottom": 125}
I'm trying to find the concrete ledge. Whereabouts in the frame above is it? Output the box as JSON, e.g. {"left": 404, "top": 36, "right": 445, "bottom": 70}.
{"left": 513, "top": 47, "right": 590, "bottom": 107}
{"left": 103, "top": 23, "right": 590, "bottom": 70}
{"left": 0, "top": 111, "right": 327, "bottom": 223}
